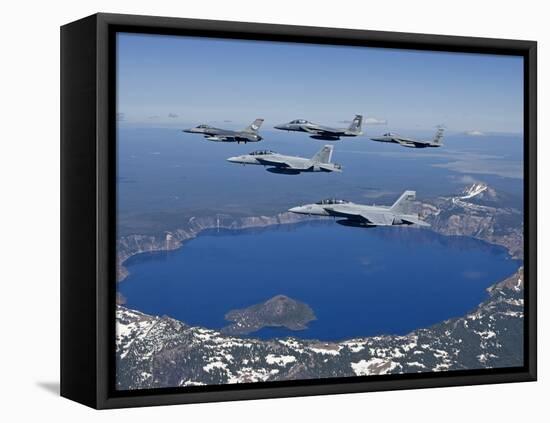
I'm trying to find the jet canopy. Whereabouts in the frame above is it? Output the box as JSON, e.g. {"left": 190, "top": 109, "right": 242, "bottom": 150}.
{"left": 315, "top": 198, "right": 349, "bottom": 205}
{"left": 196, "top": 124, "right": 212, "bottom": 129}
{"left": 249, "top": 150, "right": 275, "bottom": 156}
{"left": 383, "top": 132, "right": 397, "bottom": 136}
{"left": 290, "top": 119, "right": 309, "bottom": 124}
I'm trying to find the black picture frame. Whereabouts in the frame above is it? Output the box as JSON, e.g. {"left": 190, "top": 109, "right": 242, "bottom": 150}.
{"left": 60, "top": 12, "right": 537, "bottom": 409}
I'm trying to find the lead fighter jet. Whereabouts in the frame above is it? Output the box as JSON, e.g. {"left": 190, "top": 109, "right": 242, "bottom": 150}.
{"left": 370, "top": 127, "right": 444, "bottom": 148}
{"left": 226, "top": 145, "right": 342, "bottom": 175}
{"left": 274, "top": 115, "right": 363, "bottom": 140}
{"left": 288, "top": 190, "right": 430, "bottom": 228}
{"left": 183, "top": 119, "right": 264, "bottom": 143}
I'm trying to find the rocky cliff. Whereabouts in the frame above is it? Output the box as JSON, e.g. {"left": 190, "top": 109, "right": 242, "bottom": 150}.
{"left": 419, "top": 183, "right": 524, "bottom": 259}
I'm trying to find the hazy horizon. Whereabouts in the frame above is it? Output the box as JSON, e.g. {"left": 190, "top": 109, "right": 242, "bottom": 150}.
{"left": 117, "top": 32, "right": 524, "bottom": 134}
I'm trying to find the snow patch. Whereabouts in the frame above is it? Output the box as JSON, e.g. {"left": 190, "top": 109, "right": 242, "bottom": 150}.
{"left": 406, "top": 362, "right": 426, "bottom": 369}
{"left": 203, "top": 361, "right": 227, "bottom": 373}
{"left": 310, "top": 346, "right": 340, "bottom": 356}
{"left": 474, "top": 330, "right": 496, "bottom": 340}
{"left": 181, "top": 380, "right": 206, "bottom": 387}
{"left": 265, "top": 354, "right": 297, "bottom": 366}
{"left": 351, "top": 358, "right": 399, "bottom": 376}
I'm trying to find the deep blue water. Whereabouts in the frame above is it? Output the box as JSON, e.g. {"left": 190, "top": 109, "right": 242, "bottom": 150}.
{"left": 119, "top": 222, "right": 520, "bottom": 341}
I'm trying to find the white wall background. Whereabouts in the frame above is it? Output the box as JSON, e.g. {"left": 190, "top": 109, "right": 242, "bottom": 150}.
{"left": 1, "top": 0, "right": 546, "bottom": 420}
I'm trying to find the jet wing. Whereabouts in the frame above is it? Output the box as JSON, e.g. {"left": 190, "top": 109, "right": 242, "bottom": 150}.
{"left": 213, "top": 133, "right": 258, "bottom": 142}
{"left": 395, "top": 138, "right": 428, "bottom": 147}
{"left": 231, "top": 133, "right": 258, "bottom": 141}
{"left": 317, "top": 163, "right": 342, "bottom": 172}
{"left": 255, "top": 157, "right": 291, "bottom": 167}
{"left": 216, "top": 130, "right": 238, "bottom": 136}
{"left": 325, "top": 207, "right": 394, "bottom": 226}
{"left": 205, "top": 131, "right": 235, "bottom": 141}
{"left": 303, "top": 125, "right": 343, "bottom": 136}
{"left": 400, "top": 216, "right": 431, "bottom": 227}
{"left": 357, "top": 212, "right": 394, "bottom": 226}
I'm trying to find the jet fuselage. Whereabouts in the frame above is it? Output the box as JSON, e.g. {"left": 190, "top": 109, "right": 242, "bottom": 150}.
{"left": 183, "top": 119, "right": 264, "bottom": 143}
{"left": 274, "top": 115, "right": 363, "bottom": 140}
{"left": 227, "top": 146, "right": 341, "bottom": 174}
{"left": 288, "top": 192, "right": 430, "bottom": 227}
{"left": 370, "top": 128, "right": 444, "bottom": 148}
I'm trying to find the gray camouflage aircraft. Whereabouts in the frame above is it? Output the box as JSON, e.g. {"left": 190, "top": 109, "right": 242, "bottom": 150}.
{"left": 183, "top": 119, "right": 264, "bottom": 143}
{"left": 288, "top": 190, "right": 430, "bottom": 227}
{"left": 274, "top": 115, "right": 363, "bottom": 140}
{"left": 226, "top": 145, "right": 342, "bottom": 175}
{"left": 370, "top": 127, "right": 444, "bottom": 148}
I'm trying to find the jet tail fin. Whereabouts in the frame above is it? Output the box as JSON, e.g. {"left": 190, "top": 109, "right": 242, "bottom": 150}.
{"left": 243, "top": 118, "right": 264, "bottom": 133}
{"left": 390, "top": 190, "right": 416, "bottom": 214}
{"left": 348, "top": 115, "right": 363, "bottom": 134}
{"left": 312, "top": 145, "right": 334, "bottom": 164}
{"left": 433, "top": 127, "right": 444, "bottom": 144}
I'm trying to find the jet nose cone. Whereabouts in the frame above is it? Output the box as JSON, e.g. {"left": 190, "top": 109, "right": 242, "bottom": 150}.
{"left": 182, "top": 128, "right": 192, "bottom": 133}
{"left": 288, "top": 206, "right": 304, "bottom": 214}
{"left": 226, "top": 156, "right": 239, "bottom": 163}
{"left": 274, "top": 124, "right": 286, "bottom": 130}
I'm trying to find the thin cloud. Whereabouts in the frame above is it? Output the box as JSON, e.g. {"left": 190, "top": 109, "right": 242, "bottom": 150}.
{"left": 168, "top": 113, "right": 179, "bottom": 118}
{"left": 364, "top": 117, "right": 388, "bottom": 125}
{"left": 465, "top": 130, "right": 485, "bottom": 136}
{"left": 453, "top": 174, "right": 483, "bottom": 185}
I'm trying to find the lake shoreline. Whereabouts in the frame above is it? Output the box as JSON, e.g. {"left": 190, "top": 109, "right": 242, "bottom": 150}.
{"left": 119, "top": 221, "right": 520, "bottom": 341}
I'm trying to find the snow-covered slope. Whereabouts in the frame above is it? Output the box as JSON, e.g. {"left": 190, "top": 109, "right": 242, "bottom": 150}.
{"left": 459, "top": 183, "right": 488, "bottom": 200}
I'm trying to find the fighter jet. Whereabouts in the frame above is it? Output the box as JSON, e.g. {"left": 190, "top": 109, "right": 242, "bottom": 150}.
{"left": 274, "top": 115, "right": 363, "bottom": 140}
{"left": 226, "top": 145, "right": 342, "bottom": 175}
{"left": 370, "top": 127, "right": 444, "bottom": 148}
{"left": 183, "top": 119, "right": 264, "bottom": 143}
{"left": 288, "top": 190, "right": 430, "bottom": 228}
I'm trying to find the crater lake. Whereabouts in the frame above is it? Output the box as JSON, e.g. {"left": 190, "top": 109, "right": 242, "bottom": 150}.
{"left": 118, "top": 221, "right": 521, "bottom": 341}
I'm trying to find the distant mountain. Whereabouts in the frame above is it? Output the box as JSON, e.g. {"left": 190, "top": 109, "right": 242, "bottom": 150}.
{"left": 457, "top": 182, "right": 510, "bottom": 207}
{"left": 460, "top": 182, "right": 491, "bottom": 200}
{"left": 116, "top": 268, "right": 524, "bottom": 390}
{"left": 419, "top": 183, "right": 524, "bottom": 259}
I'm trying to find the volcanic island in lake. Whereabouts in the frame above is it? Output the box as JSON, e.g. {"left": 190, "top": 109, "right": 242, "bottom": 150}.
{"left": 221, "top": 295, "right": 316, "bottom": 336}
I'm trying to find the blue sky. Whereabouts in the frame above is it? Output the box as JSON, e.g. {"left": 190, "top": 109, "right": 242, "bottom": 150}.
{"left": 117, "top": 32, "right": 524, "bottom": 133}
